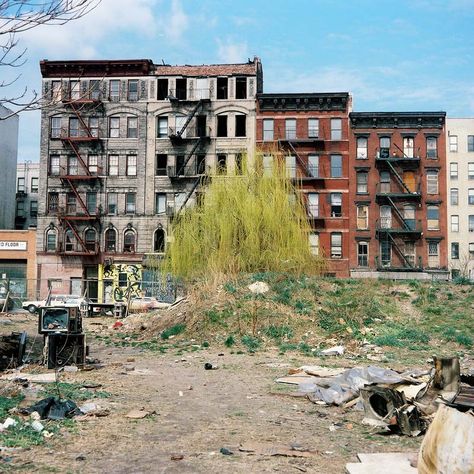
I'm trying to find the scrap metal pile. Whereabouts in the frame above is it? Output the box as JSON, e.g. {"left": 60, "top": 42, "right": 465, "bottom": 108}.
{"left": 276, "top": 356, "right": 474, "bottom": 437}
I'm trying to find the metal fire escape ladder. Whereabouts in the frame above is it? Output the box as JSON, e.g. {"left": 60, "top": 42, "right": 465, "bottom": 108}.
{"left": 386, "top": 160, "right": 411, "bottom": 194}
{"left": 64, "top": 140, "right": 92, "bottom": 177}
{"left": 62, "top": 218, "right": 89, "bottom": 253}
{"left": 386, "top": 196, "right": 410, "bottom": 230}
{"left": 176, "top": 100, "right": 204, "bottom": 138}
{"left": 386, "top": 233, "right": 413, "bottom": 268}
{"left": 70, "top": 102, "right": 94, "bottom": 138}
{"left": 62, "top": 177, "right": 90, "bottom": 217}
{"left": 176, "top": 137, "right": 203, "bottom": 176}
{"left": 284, "top": 141, "right": 309, "bottom": 176}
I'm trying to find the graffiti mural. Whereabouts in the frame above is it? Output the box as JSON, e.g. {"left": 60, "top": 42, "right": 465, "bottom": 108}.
{"left": 102, "top": 264, "right": 143, "bottom": 302}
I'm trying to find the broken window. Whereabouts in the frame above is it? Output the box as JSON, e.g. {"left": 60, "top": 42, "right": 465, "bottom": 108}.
{"left": 217, "top": 77, "right": 228, "bottom": 99}
{"left": 127, "top": 80, "right": 138, "bottom": 101}
{"left": 235, "top": 115, "right": 246, "bottom": 137}
{"left": 123, "top": 229, "right": 136, "bottom": 252}
{"left": 154, "top": 228, "right": 165, "bottom": 253}
{"left": 217, "top": 115, "right": 228, "bottom": 137}
{"left": 235, "top": 77, "right": 247, "bottom": 99}
{"left": 357, "top": 205, "right": 368, "bottom": 230}
{"left": 175, "top": 155, "right": 185, "bottom": 175}
{"left": 157, "top": 79, "right": 169, "bottom": 100}
{"left": 175, "top": 78, "right": 187, "bottom": 100}
{"left": 263, "top": 119, "right": 274, "bottom": 141}
{"left": 197, "top": 115, "right": 207, "bottom": 137}
{"left": 330, "top": 193, "right": 342, "bottom": 217}
{"left": 331, "top": 233, "right": 342, "bottom": 259}
{"left": 235, "top": 154, "right": 243, "bottom": 175}
{"left": 427, "top": 205, "right": 439, "bottom": 230}
{"left": 156, "top": 154, "right": 167, "bottom": 176}
{"left": 357, "top": 241, "right": 368, "bottom": 266}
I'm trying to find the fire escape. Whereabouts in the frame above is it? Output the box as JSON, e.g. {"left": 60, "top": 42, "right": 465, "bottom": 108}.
{"left": 278, "top": 127, "right": 325, "bottom": 229}
{"left": 375, "top": 146, "right": 422, "bottom": 271}
{"left": 166, "top": 85, "right": 211, "bottom": 217}
{"left": 57, "top": 89, "right": 103, "bottom": 256}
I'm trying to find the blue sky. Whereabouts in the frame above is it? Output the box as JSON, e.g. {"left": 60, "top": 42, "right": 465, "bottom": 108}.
{"left": 5, "top": 0, "right": 474, "bottom": 162}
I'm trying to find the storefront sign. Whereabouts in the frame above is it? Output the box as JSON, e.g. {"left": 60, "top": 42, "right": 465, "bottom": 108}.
{"left": 0, "top": 241, "right": 27, "bottom": 251}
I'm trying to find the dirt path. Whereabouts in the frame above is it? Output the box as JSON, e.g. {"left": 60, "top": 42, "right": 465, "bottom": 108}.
{"left": 6, "top": 334, "right": 420, "bottom": 474}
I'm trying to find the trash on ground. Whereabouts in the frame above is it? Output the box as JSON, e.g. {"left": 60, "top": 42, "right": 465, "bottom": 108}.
{"left": 247, "top": 281, "right": 269, "bottom": 294}
{"left": 204, "top": 363, "right": 218, "bottom": 370}
{"left": 239, "top": 441, "right": 316, "bottom": 457}
{"left": 23, "top": 397, "right": 81, "bottom": 420}
{"left": 321, "top": 345, "right": 345, "bottom": 356}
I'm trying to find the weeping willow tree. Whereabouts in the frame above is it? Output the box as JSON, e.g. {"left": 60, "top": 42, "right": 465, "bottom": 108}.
{"left": 163, "top": 154, "right": 326, "bottom": 280}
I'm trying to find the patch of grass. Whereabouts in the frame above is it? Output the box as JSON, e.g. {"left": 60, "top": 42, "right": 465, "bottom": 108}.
{"left": 278, "top": 342, "right": 299, "bottom": 353}
{"left": 161, "top": 323, "right": 186, "bottom": 340}
{"left": 41, "top": 382, "right": 110, "bottom": 402}
{"left": 262, "top": 325, "right": 293, "bottom": 340}
{"left": 223, "top": 282, "right": 237, "bottom": 294}
{"left": 0, "top": 422, "right": 45, "bottom": 448}
{"left": 0, "top": 395, "right": 24, "bottom": 419}
{"left": 224, "top": 335, "right": 235, "bottom": 347}
{"left": 241, "top": 335, "right": 260, "bottom": 353}
{"left": 294, "top": 299, "right": 313, "bottom": 315}
{"left": 373, "top": 325, "right": 430, "bottom": 348}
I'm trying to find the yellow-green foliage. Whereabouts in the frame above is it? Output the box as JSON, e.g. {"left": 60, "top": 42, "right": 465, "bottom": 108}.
{"left": 164, "top": 155, "right": 326, "bottom": 279}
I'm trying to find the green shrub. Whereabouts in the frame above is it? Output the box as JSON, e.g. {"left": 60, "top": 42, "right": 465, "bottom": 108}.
{"left": 161, "top": 324, "right": 186, "bottom": 340}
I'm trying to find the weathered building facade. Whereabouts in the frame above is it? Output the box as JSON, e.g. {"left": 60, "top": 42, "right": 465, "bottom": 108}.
{"left": 15, "top": 162, "right": 39, "bottom": 230}
{"left": 37, "top": 58, "right": 262, "bottom": 300}
{"left": 256, "top": 93, "right": 352, "bottom": 277}
{"left": 446, "top": 118, "right": 474, "bottom": 280}
{"left": 349, "top": 112, "right": 449, "bottom": 279}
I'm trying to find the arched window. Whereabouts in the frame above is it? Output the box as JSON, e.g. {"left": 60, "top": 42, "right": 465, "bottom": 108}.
{"left": 46, "top": 228, "right": 57, "bottom": 252}
{"left": 84, "top": 228, "right": 97, "bottom": 251}
{"left": 64, "top": 229, "right": 75, "bottom": 252}
{"left": 123, "top": 229, "right": 136, "bottom": 253}
{"left": 154, "top": 228, "right": 165, "bottom": 253}
{"left": 105, "top": 228, "right": 117, "bottom": 253}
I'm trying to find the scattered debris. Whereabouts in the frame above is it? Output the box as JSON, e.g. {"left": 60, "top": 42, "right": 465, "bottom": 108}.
{"left": 0, "top": 331, "right": 27, "bottom": 370}
{"left": 204, "top": 363, "right": 218, "bottom": 370}
{"left": 239, "top": 442, "right": 316, "bottom": 458}
{"left": 23, "top": 397, "right": 81, "bottom": 420}
{"left": 1, "top": 372, "right": 56, "bottom": 384}
{"left": 170, "top": 454, "right": 184, "bottom": 461}
{"left": 220, "top": 447, "right": 233, "bottom": 455}
{"left": 321, "top": 345, "right": 345, "bottom": 356}
{"left": 125, "top": 409, "right": 152, "bottom": 419}
{"left": 247, "top": 281, "right": 269, "bottom": 294}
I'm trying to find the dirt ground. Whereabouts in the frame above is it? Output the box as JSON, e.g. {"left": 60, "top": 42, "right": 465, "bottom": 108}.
{"left": 1, "top": 313, "right": 422, "bottom": 474}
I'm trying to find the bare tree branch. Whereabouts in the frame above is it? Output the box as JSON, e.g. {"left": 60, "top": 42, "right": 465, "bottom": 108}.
{"left": 0, "top": 0, "right": 101, "bottom": 116}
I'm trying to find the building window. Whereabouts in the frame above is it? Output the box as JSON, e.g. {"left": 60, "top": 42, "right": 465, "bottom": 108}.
{"left": 51, "top": 81, "right": 62, "bottom": 102}
{"left": 469, "top": 163, "right": 474, "bottom": 179}
{"left": 469, "top": 242, "right": 474, "bottom": 256}
{"left": 330, "top": 118, "right": 342, "bottom": 140}
{"left": 449, "top": 135, "right": 458, "bottom": 152}
{"left": 428, "top": 241, "right": 440, "bottom": 267}
{"left": 125, "top": 193, "right": 136, "bottom": 214}
{"left": 308, "top": 118, "right": 319, "bottom": 138}
{"left": 69, "top": 117, "right": 80, "bottom": 137}
{"left": 88, "top": 117, "right": 99, "bottom": 137}
{"left": 157, "top": 78, "right": 168, "bottom": 100}
{"left": 50, "top": 116, "right": 61, "bottom": 138}
{"left": 154, "top": 228, "right": 165, "bottom": 253}
{"left": 330, "top": 233, "right": 342, "bottom": 258}
{"left": 109, "top": 80, "right": 120, "bottom": 101}
{"left": 156, "top": 154, "right": 167, "bottom": 176}
{"left": 451, "top": 188, "right": 458, "bottom": 205}
{"left": 64, "top": 229, "right": 75, "bottom": 252}
{"left": 217, "top": 115, "right": 228, "bottom": 137}
{"left": 285, "top": 119, "right": 296, "bottom": 139}
{"left": 426, "top": 136, "right": 437, "bottom": 159}
{"left": 217, "top": 154, "right": 227, "bottom": 174}
{"left": 123, "top": 229, "right": 136, "bottom": 253}
{"left": 427, "top": 170, "right": 439, "bottom": 194}
{"left": 427, "top": 205, "right": 439, "bottom": 230}
{"left": 356, "top": 171, "right": 368, "bottom": 194}
{"left": 450, "top": 162, "right": 458, "bottom": 179}
{"left": 404, "top": 205, "right": 416, "bottom": 230}
{"left": 469, "top": 189, "right": 474, "bottom": 205}
{"left": 451, "top": 242, "right": 460, "bottom": 260}
{"left": 48, "top": 192, "right": 58, "bottom": 213}
{"left": 451, "top": 215, "right": 459, "bottom": 232}
{"left": 307, "top": 193, "right": 319, "bottom": 217}
{"left": 105, "top": 228, "right": 116, "bottom": 252}
{"left": 126, "top": 155, "right": 137, "bottom": 176}
{"left": 468, "top": 135, "right": 474, "bottom": 152}
{"left": 380, "top": 171, "right": 390, "bottom": 193}
{"left": 157, "top": 116, "right": 168, "bottom": 138}
{"left": 285, "top": 155, "right": 296, "bottom": 178}
{"left": 68, "top": 156, "right": 78, "bottom": 176}
{"left": 109, "top": 117, "right": 120, "bottom": 138}
{"left": 89, "top": 80, "right": 100, "bottom": 100}
{"left": 217, "top": 77, "right": 228, "bottom": 99}
{"left": 88, "top": 154, "right": 98, "bottom": 175}
{"left": 309, "top": 232, "right": 319, "bottom": 255}
{"left": 155, "top": 193, "right": 166, "bottom": 214}
{"left": 30, "top": 201, "right": 38, "bottom": 217}
{"left": 330, "top": 193, "right": 342, "bottom": 217}
{"left": 127, "top": 117, "right": 138, "bottom": 138}
{"left": 263, "top": 119, "right": 274, "bottom": 141}
{"left": 16, "top": 200, "right": 25, "bottom": 217}
{"left": 85, "top": 229, "right": 97, "bottom": 251}
{"left": 403, "top": 136, "right": 414, "bottom": 158}
{"left": 107, "top": 193, "right": 117, "bottom": 215}
{"left": 235, "top": 115, "right": 246, "bottom": 137}
{"left": 127, "top": 79, "right": 139, "bottom": 101}
{"left": 330, "top": 155, "right": 342, "bottom": 178}
{"left": 357, "top": 205, "right": 369, "bottom": 230}
{"left": 46, "top": 229, "right": 57, "bottom": 251}
{"left": 356, "top": 137, "right": 368, "bottom": 159}
{"left": 379, "top": 136, "right": 390, "bottom": 157}
{"left": 357, "top": 241, "right": 368, "bottom": 267}
{"left": 17, "top": 177, "right": 25, "bottom": 192}
{"left": 235, "top": 77, "right": 247, "bottom": 99}
{"left": 108, "top": 155, "right": 119, "bottom": 176}
{"left": 469, "top": 215, "right": 474, "bottom": 232}
{"left": 69, "top": 80, "right": 80, "bottom": 100}
{"left": 86, "top": 192, "right": 97, "bottom": 215}
{"left": 404, "top": 241, "right": 416, "bottom": 267}
{"left": 308, "top": 154, "right": 319, "bottom": 177}
{"left": 380, "top": 240, "right": 391, "bottom": 267}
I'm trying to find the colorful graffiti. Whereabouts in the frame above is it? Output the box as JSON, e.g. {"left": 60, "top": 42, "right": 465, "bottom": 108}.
{"left": 101, "top": 264, "right": 143, "bottom": 302}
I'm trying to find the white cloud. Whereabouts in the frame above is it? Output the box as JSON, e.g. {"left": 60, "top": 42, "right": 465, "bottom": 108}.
{"left": 217, "top": 40, "right": 249, "bottom": 63}
{"left": 162, "top": 0, "right": 189, "bottom": 44}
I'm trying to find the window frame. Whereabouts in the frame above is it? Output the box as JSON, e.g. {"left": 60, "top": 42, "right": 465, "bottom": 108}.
{"left": 403, "top": 136, "right": 415, "bottom": 158}
{"left": 125, "top": 193, "right": 136, "bottom": 214}
{"left": 157, "top": 116, "right": 168, "bottom": 138}
{"left": 330, "top": 192, "right": 342, "bottom": 217}
{"left": 285, "top": 118, "right": 296, "bottom": 140}
{"left": 330, "top": 118, "right": 342, "bottom": 140}
{"left": 426, "top": 170, "right": 439, "bottom": 195}
{"left": 450, "top": 162, "right": 458, "bottom": 179}
{"left": 263, "top": 119, "right": 274, "bottom": 141}
{"left": 308, "top": 118, "right": 319, "bottom": 138}
{"left": 468, "top": 135, "right": 474, "bottom": 152}
{"left": 449, "top": 135, "right": 458, "bottom": 152}
{"left": 126, "top": 116, "right": 138, "bottom": 138}
{"left": 451, "top": 215, "right": 459, "bottom": 232}
{"left": 155, "top": 193, "right": 166, "bottom": 214}
{"left": 31, "top": 177, "right": 39, "bottom": 192}
{"left": 451, "top": 242, "right": 460, "bottom": 260}
{"left": 330, "top": 232, "right": 342, "bottom": 259}
{"left": 107, "top": 193, "right": 117, "bottom": 215}
{"left": 127, "top": 79, "right": 139, "bottom": 101}
{"left": 356, "top": 136, "right": 368, "bottom": 159}
{"left": 357, "top": 241, "right": 369, "bottom": 267}
{"left": 357, "top": 205, "right": 369, "bottom": 230}
{"left": 330, "top": 154, "right": 342, "bottom": 178}
{"left": 109, "top": 116, "right": 120, "bottom": 138}
{"left": 356, "top": 171, "right": 368, "bottom": 194}
{"left": 109, "top": 80, "right": 120, "bottom": 101}
{"left": 126, "top": 155, "right": 137, "bottom": 177}
{"left": 450, "top": 188, "right": 459, "bottom": 206}
{"left": 108, "top": 155, "right": 119, "bottom": 176}
{"left": 426, "top": 136, "right": 437, "bottom": 159}
{"left": 50, "top": 116, "right": 62, "bottom": 138}
{"left": 427, "top": 205, "right": 440, "bottom": 230}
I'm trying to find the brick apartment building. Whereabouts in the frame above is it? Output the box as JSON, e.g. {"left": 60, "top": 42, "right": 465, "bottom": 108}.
{"left": 15, "top": 162, "right": 39, "bottom": 230}
{"left": 256, "top": 93, "right": 352, "bottom": 277}
{"left": 348, "top": 112, "right": 449, "bottom": 279}
{"left": 37, "top": 58, "right": 262, "bottom": 301}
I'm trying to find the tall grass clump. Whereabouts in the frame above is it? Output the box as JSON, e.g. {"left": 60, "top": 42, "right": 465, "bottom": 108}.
{"left": 164, "top": 154, "right": 326, "bottom": 280}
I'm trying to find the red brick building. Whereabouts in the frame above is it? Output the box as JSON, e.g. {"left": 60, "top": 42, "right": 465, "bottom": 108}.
{"left": 256, "top": 93, "right": 352, "bottom": 276}
{"left": 348, "top": 112, "right": 449, "bottom": 279}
